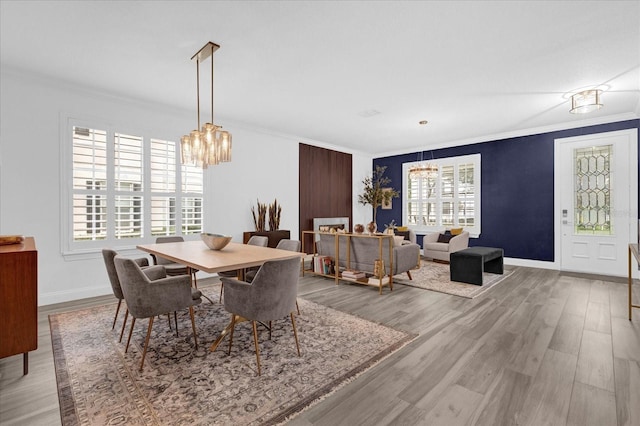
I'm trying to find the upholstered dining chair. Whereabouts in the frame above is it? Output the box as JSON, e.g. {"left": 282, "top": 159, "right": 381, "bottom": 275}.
{"left": 217, "top": 235, "right": 268, "bottom": 302}
{"left": 114, "top": 255, "right": 202, "bottom": 371}
{"left": 102, "top": 249, "right": 150, "bottom": 341}
{"left": 245, "top": 239, "right": 302, "bottom": 315}
{"left": 151, "top": 236, "right": 198, "bottom": 281}
{"left": 220, "top": 256, "right": 302, "bottom": 375}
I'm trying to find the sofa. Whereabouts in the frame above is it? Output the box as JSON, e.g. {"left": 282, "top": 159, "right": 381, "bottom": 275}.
{"left": 423, "top": 231, "right": 470, "bottom": 262}
{"left": 316, "top": 233, "right": 420, "bottom": 279}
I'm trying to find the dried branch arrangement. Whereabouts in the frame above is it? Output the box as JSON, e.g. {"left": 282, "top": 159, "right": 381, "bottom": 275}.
{"left": 252, "top": 200, "right": 267, "bottom": 232}
{"left": 268, "top": 199, "right": 282, "bottom": 231}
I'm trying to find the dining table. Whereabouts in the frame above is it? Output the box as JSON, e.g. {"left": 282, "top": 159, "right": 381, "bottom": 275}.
{"left": 136, "top": 239, "right": 305, "bottom": 351}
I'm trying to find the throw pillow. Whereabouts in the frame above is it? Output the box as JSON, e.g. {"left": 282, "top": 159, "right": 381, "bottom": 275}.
{"left": 437, "top": 233, "right": 454, "bottom": 243}
{"left": 451, "top": 227, "right": 463, "bottom": 235}
{"left": 393, "top": 236, "right": 405, "bottom": 247}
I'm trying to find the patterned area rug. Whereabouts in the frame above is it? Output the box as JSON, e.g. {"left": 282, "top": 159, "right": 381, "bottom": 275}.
{"left": 394, "top": 258, "right": 513, "bottom": 298}
{"left": 50, "top": 291, "right": 415, "bottom": 425}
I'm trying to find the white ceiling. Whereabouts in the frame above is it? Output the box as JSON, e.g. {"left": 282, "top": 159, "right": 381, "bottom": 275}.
{"left": 1, "top": 1, "right": 639, "bottom": 155}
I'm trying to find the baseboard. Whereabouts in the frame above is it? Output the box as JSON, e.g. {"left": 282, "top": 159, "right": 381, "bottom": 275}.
{"left": 503, "top": 257, "right": 558, "bottom": 270}
{"left": 39, "top": 285, "right": 112, "bottom": 307}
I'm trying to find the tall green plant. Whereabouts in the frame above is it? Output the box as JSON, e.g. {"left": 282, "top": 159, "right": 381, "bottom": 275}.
{"left": 358, "top": 165, "right": 399, "bottom": 224}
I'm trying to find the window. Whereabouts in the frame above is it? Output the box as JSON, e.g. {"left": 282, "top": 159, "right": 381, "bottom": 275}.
{"left": 402, "top": 154, "right": 481, "bottom": 236}
{"left": 64, "top": 120, "right": 203, "bottom": 254}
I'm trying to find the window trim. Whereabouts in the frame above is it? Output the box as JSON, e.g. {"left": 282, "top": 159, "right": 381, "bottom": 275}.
{"left": 402, "top": 153, "right": 481, "bottom": 237}
{"left": 60, "top": 115, "right": 203, "bottom": 258}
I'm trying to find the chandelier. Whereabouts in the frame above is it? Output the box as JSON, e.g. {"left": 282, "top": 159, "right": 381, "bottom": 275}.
{"left": 181, "top": 42, "right": 232, "bottom": 169}
{"left": 409, "top": 151, "right": 438, "bottom": 179}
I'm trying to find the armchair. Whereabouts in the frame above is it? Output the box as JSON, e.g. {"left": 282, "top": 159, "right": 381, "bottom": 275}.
{"left": 102, "top": 249, "right": 149, "bottom": 341}
{"left": 218, "top": 235, "right": 268, "bottom": 302}
{"left": 114, "top": 256, "right": 202, "bottom": 371}
{"left": 219, "top": 256, "right": 302, "bottom": 376}
{"left": 422, "top": 231, "right": 470, "bottom": 262}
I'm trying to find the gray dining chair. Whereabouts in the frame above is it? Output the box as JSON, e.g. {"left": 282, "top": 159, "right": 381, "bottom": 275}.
{"left": 114, "top": 255, "right": 202, "bottom": 371}
{"left": 151, "top": 236, "right": 198, "bottom": 281}
{"left": 245, "top": 239, "right": 302, "bottom": 315}
{"left": 102, "top": 249, "right": 150, "bottom": 341}
{"left": 218, "top": 235, "right": 268, "bottom": 302}
{"left": 220, "top": 256, "right": 302, "bottom": 375}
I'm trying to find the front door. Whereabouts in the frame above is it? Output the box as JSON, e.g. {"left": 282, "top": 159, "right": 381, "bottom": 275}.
{"left": 555, "top": 129, "right": 638, "bottom": 276}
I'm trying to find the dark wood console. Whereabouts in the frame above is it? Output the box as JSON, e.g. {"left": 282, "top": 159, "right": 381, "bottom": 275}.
{"left": 0, "top": 237, "right": 38, "bottom": 375}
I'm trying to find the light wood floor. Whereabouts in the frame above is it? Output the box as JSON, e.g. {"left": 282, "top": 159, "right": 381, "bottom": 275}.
{"left": 1, "top": 266, "right": 639, "bottom": 426}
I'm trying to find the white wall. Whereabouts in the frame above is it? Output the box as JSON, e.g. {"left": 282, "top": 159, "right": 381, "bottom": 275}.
{"left": 0, "top": 67, "right": 372, "bottom": 306}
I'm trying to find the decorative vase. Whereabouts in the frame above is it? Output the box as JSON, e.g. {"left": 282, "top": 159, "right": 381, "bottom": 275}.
{"left": 354, "top": 224, "right": 365, "bottom": 234}
{"left": 366, "top": 221, "right": 377, "bottom": 234}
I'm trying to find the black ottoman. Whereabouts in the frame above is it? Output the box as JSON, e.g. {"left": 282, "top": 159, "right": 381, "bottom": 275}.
{"left": 450, "top": 247, "right": 504, "bottom": 285}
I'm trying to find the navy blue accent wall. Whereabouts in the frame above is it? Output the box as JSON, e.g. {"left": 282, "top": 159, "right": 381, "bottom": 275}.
{"left": 373, "top": 119, "right": 639, "bottom": 262}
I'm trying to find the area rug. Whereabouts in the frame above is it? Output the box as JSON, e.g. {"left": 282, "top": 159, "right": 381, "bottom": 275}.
{"left": 50, "top": 291, "right": 415, "bottom": 426}
{"left": 394, "top": 258, "right": 513, "bottom": 298}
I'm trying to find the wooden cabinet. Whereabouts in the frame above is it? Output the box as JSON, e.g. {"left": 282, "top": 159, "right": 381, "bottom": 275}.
{"left": 242, "top": 230, "right": 291, "bottom": 248}
{"left": 0, "top": 237, "right": 38, "bottom": 375}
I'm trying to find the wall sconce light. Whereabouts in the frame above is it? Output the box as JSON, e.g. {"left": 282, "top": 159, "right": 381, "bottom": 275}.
{"left": 570, "top": 89, "right": 603, "bottom": 114}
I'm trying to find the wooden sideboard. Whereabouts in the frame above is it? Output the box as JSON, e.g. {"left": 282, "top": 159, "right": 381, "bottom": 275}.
{"left": 0, "top": 237, "right": 38, "bottom": 375}
{"left": 242, "top": 230, "right": 291, "bottom": 248}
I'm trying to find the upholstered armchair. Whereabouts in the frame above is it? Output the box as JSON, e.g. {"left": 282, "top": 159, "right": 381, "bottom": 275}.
{"left": 114, "top": 256, "right": 202, "bottom": 371}
{"left": 422, "top": 231, "right": 470, "bottom": 262}
{"left": 220, "top": 256, "right": 302, "bottom": 376}
{"left": 246, "top": 239, "right": 302, "bottom": 315}
{"left": 102, "top": 249, "right": 150, "bottom": 341}
{"left": 151, "top": 236, "right": 200, "bottom": 283}
{"left": 218, "top": 235, "right": 268, "bottom": 302}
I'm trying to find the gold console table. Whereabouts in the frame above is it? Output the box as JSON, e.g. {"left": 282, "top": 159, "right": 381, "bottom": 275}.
{"left": 629, "top": 244, "right": 640, "bottom": 320}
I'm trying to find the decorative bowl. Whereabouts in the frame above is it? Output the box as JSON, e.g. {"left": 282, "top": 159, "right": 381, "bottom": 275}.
{"left": 201, "top": 233, "right": 232, "bottom": 250}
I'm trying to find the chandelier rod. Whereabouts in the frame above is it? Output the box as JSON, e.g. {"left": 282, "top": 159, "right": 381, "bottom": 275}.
{"left": 211, "top": 52, "right": 215, "bottom": 125}
{"left": 196, "top": 57, "right": 201, "bottom": 130}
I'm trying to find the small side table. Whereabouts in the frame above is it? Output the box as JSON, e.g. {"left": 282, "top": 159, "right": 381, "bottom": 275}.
{"left": 628, "top": 244, "right": 640, "bottom": 320}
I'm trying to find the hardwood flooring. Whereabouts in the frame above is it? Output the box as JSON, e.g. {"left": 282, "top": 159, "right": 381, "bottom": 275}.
{"left": 1, "top": 266, "right": 638, "bottom": 425}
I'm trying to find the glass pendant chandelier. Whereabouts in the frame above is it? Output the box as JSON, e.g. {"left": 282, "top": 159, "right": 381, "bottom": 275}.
{"left": 409, "top": 151, "right": 438, "bottom": 179}
{"left": 181, "top": 42, "right": 232, "bottom": 169}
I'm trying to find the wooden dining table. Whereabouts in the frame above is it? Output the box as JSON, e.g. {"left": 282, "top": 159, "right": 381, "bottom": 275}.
{"left": 136, "top": 240, "right": 305, "bottom": 351}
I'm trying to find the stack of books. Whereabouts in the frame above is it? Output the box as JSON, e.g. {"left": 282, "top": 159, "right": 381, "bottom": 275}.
{"left": 313, "top": 256, "right": 334, "bottom": 275}
{"left": 341, "top": 269, "right": 366, "bottom": 280}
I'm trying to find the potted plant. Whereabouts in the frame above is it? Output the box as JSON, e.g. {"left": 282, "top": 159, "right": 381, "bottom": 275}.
{"left": 247, "top": 199, "right": 290, "bottom": 247}
{"left": 358, "top": 165, "right": 399, "bottom": 232}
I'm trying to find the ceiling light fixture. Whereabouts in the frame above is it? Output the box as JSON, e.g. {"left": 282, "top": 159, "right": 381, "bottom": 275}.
{"left": 570, "top": 89, "right": 603, "bottom": 114}
{"left": 180, "top": 42, "right": 232, "bottom": 169}
{"left": 409, "top": 151, "right": 438, "bottom": 179}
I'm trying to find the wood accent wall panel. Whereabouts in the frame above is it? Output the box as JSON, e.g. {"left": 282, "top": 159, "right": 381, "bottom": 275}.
{"left": 299, "top": 143, "right": 352, "bottom": 250}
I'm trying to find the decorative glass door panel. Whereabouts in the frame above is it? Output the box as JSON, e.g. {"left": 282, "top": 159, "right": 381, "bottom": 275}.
{"left": 574, "top": 145, "right": 612, "bottom": 235}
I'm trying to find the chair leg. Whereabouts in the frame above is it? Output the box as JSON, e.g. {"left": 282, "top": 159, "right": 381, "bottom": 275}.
{"left": 252, "top": 320, "right": 261, "bottom": 376}
{"left": 219, "top": 282, "right": 224, "bottom": 303}
{"left": 139, "top": 317, "right": 154, "bottom": 371}
{"left": 167, "top": 313, "right": 172, "bottom": 330}
{"left": 227, "top": 314, "right": 236, "bottom": 355}
{"left": 112, "top": 299, "right": 122, "bottom": 330}
{"left": 406, "top": 270, "right": 413, "bottom": 280}
{"left": 189, "top": 306, "right": 198, "bottom": 350}
{"left": 290, "top": 312, "right": 301, "bottom": 356}
{"left": 296, "top": 300, "right": 301, "bottom": 315}
{"left": 119, "top": 309, "right": 129, "bottom": 343}
{"left": 125, "top": 317, "right": 137, "bottom": 353}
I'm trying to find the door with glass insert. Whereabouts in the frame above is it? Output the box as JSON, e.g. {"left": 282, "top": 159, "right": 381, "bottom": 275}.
{"left": 556, "top": 129, "right": 637, "bottom": 276}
